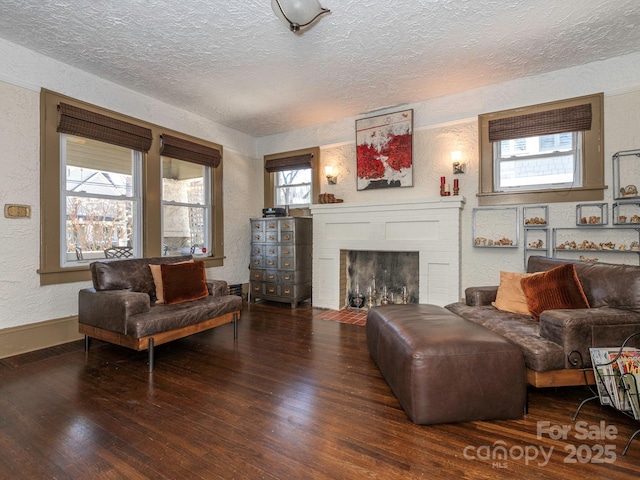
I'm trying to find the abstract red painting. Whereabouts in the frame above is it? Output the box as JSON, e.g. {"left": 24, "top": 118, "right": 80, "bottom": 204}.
{"left": 356, "top": 109, "right": 413, "bottom": 190}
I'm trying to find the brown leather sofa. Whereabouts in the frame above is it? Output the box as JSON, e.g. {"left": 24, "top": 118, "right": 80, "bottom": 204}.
{"left": 78, "top": 255, "right": 242, "bottom": 372}
{"left": 446, "top": 256, "right": 640, "bottom": 387}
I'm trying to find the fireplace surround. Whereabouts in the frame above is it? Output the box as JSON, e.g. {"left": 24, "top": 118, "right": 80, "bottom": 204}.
{"left": 310, "top": 197, "right": 465, "bottom": 310}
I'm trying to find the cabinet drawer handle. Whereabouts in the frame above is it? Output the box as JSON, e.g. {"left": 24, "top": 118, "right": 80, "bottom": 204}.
{"left": 283, "top": 235, "right": 291, "bottom": 241}
{"left": 267, "top": 287, "right": 275, "bottom": 294}
{"left": 267, "top": 274, "right": 275, "bottom": 280}
{"left": 283, "top": 288, "right": 291, "bottom": 295}
{"left": 283, "top": 261, "right": 291, "bottom": 267}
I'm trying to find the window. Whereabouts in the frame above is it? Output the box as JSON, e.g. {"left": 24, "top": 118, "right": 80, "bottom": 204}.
{"left": 160, "top": 134, "right": 220, "bottom": 257}
{"left": 264, "top": 147, "right": 321, "bottom": 211}
{"left": 62, "top": 134, "right": 142, "bottom": 265}
{"left": 40, "top": 90, "right": 224, "bottom": 285}
{"left": 478, "top": 93, "right": 604, "bottom": 206}
{"left": 274, "top": 168, "right": 312, "bottom": 207}
{"left": 494, "top": 132, "right": 582, "bottom": 191}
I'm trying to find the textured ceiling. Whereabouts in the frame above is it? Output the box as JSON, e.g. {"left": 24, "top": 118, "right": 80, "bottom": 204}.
{"left": 0, "top": 0, "right": 639, "bottom": 137}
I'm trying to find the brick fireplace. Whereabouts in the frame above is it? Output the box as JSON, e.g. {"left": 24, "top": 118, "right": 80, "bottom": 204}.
{"left": 309, "top": 197, "right": 465, "bottom": 310}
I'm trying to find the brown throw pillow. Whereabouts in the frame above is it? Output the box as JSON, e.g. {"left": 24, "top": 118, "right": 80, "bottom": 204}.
{"left": 160, "top": 261, "right": 209, "bottom": 305}
{"left": 150, "top": 260, "right": 194, "bottom": 303}
{"left": 491, "top": 271, "right": 540, "bottom": 315}
{"left": 520, "top": 263, "right": 590, "bottom": 320}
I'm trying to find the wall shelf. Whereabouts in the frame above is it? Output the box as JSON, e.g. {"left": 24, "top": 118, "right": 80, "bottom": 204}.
{"left": 472, "top": 207, "right": 519, "bottom": 248}
{"left": 613, "top": 149, "right": 640, "bottom": 201}
{"left": 524, "top": 227, "right": 550, "bottom": 267}
{"left": 523, "top": 205, "right": 548, "bottom": 228}
{"left": 576, "top": 203, "right": 608, "bottom": 226}
{"left": 552, "top": 227, "right": 640, "bottom": 263}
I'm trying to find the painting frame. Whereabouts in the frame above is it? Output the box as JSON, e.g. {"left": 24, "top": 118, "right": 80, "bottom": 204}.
{"left": 356, "top": 109, "right": 413, "bottom": 190}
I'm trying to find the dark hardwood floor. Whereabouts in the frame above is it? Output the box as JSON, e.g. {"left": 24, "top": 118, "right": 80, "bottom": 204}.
{"left": 1, "top": 301, "right": 640, "bottom": 479}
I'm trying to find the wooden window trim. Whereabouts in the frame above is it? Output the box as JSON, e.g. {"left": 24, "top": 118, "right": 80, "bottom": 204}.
{"left": 263, "top": 147, "right": 320, "bottom": 213}
{"left": 39, "top": 90, "right": 224, "bottom": 286}
{"left": 477, "top": 93, "right": 605, "bottom": 206}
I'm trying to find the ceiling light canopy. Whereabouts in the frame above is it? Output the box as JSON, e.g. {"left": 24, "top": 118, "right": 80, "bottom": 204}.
{"left": 271, "top": 0, "right": 330, "bottom": 33}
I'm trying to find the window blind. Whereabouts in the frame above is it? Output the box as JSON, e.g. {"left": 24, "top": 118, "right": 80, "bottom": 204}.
{"left": 160, "top": 134, "right": 221, "bottom": 168}
{"left": 488, "top": 104, "right": 592, "bottom": 142}
{"left": 265, "top": 154, "right": 313, "bottom": 173}
{"left": 57, "top": 103, "right": 153, "bottom": 152}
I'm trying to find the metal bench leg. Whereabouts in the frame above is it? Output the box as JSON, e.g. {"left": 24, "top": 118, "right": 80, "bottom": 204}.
{"left": 84, "top": 335, "right": 90, "bottom": 351}
{"left": 148, "top": 337, "right": 154, "bottom": 373}
{"left": 233, "top": 312, "right": 239, "bottom": 340}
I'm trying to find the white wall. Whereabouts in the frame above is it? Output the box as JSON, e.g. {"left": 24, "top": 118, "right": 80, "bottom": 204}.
{"left": 0, "top": 38, "right": 261, "bottom": 330}
{"left": 257, "top": 50, "right": 640, "bottom": 298}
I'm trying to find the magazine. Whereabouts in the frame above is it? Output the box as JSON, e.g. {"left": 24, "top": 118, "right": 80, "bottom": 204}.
{"left": 617, "top": 350, "right": 640, "bottom": 420}
{"left": 590, "top": 348, "right": 613, "bottom": 406}
{"left": 590, "top": 347, "right": 638, "bottom": 411}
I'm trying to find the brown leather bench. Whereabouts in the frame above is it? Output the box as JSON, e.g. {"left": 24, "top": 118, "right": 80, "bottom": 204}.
{"left": 366, "top": 304, "right": 526, "bottom": 425}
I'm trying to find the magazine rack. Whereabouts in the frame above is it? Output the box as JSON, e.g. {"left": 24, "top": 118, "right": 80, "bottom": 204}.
{"left": 571, "top": 332, "right": 640, "bottom": 455}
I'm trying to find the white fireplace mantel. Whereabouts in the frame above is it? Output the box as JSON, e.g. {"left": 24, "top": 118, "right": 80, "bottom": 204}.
{"left": 310, "top": 197, "right": 465, "bottom": 310}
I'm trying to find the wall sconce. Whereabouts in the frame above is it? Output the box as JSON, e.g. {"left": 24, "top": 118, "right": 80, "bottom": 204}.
{"left": 271, "top": 0, "right": 330, "bottom": 33}
{"left": 324, "top": 165, "right": 338, "bottom": 185}
{"left": 452, "top": 151, "right": 465, "bottom": 174}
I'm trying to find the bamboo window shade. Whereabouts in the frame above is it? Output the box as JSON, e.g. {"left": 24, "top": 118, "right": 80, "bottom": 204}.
{"left": 488, "top": 103, "right": 592, "bottom": 142}
{"left": 160, "top": 134, "right": 221, "bottom": 168}
{"left": 57, "top": 103, "right": 153, "bottom": 152}
{"left": 264, "top": 154, "right": 313, "bottom": 173}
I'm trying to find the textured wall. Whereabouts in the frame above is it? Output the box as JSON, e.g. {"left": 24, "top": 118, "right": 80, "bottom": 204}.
{"left": 258, "top": 52, "right": 640, "bottom": 299}
{"left": 0, "top": 40, "right": 260, "bottom": 329}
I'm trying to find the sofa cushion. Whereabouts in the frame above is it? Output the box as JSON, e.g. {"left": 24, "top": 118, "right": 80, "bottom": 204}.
{"left": 521, "top": 263, "right": 589, "bottom": 320}
{"left": 150, "top": 259, "right": 194, "bottom": 304}
{"left": 161, "top": 261, "right": 209, "bottom": 305}
{"left": 91, "top": 255, "right": 193, "bottom": 298}
{"left": 492, "top": 271, "right": 539, "bottom": 315}
{"left": 527, "top": 256, "right": 640, "bottom": 308}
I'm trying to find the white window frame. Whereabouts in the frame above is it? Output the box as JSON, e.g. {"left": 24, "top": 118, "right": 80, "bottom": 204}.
{"left": 59, "top": 133, "right": 143, "bottom": 267}
{"left": 493, "top": 132, "right": 583, "bottom": 192}
{"left": 274, "top": 167, "right": 312, "bottom": 208}
{"left": 161, "top": 160, "right": 212, "bottom": 257}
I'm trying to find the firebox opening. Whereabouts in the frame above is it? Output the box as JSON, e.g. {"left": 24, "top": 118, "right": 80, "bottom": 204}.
{"left": 341, "top": 250, "right": 419, "bottom": 309}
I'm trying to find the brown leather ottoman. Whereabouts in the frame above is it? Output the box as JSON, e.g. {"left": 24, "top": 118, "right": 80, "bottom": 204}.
{"left": 366, "top": 304, "right": 526, "bottom": 424}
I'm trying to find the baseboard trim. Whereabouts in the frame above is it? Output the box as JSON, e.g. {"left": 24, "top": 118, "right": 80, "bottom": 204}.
{"left": 0, "top": 316, "right": 82, "bottom": 359}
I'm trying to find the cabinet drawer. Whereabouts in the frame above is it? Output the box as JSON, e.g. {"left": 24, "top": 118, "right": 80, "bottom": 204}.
{"left": 265, "top": 270, "right": 279, "bottom": 282}
{"left": 252, "top": 231, "right": 265, "bottom": 243}
{"left": 280, "top": 257, "right": 295, "bottom": 269}
{"left": 265, "top": 231, "right": 278, "bottom": 243}
{"left": 250, "top": 269, "right": 264, "bottom": 281}
{"left": 265, "top": 245, "right": 278, "bottom": 256}
{"left": 251, "top": 244, "right": 264, "bottom": 256}
{"left": 280, "top": 219, "right": 294, "bottom": 232}
{"left": 251, "top": 255, "right": 265, "bottom": 268}
{"left": 265, "top": 219, "right": 279, "bottom": 231}
{"left": 250, "top": 282, "right": 264, "bottom": 295}
{"left": 251, "top": 220, "right": 264, "bottom": 232}
{"left": 279, "top": 245, "right": 293, "bottom": 256}
{"left": 265, "top": 283, "right": 280, "bottom": 296}
{"left": 281, "top": 284, "right": 294, "bottom": 298}
{"left": 281, "top": 271, "right": 295, "bottom": 283}
{"left": 264, "top": 256, "right": 278, "bottom": 268}
{"left": 280, "top": 230, "right": 295, "bottom": 243}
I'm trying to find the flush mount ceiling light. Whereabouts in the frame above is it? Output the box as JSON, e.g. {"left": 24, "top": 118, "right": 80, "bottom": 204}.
{"left": 271, "top": 0, "right": 330, "bottom": 32}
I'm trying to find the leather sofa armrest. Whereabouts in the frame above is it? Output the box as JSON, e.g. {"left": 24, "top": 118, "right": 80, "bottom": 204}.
{"left": 78, "top": 288, "right": 151, "bottom": 335}
{"left": 207, "top": 280, "right": 229, "bottom": 297}
{"left": 465, "top": 286, "right": 498, "bottom": 306}
{"left": 539, "top": 307, "right": 640, "bottom": 368}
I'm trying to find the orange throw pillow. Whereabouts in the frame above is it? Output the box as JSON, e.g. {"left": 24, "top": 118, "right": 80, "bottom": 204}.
{"left": 150, "top": 260, "right": 194, "bottom": 303}
{"left": 520, "top": 264, "right": 590, "bottom": 320}
{"left": 160, "top": 261, "right": 209, "bottom": 305}
{"left": 492, "top": 271, "right": 540, "bottom": 315}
